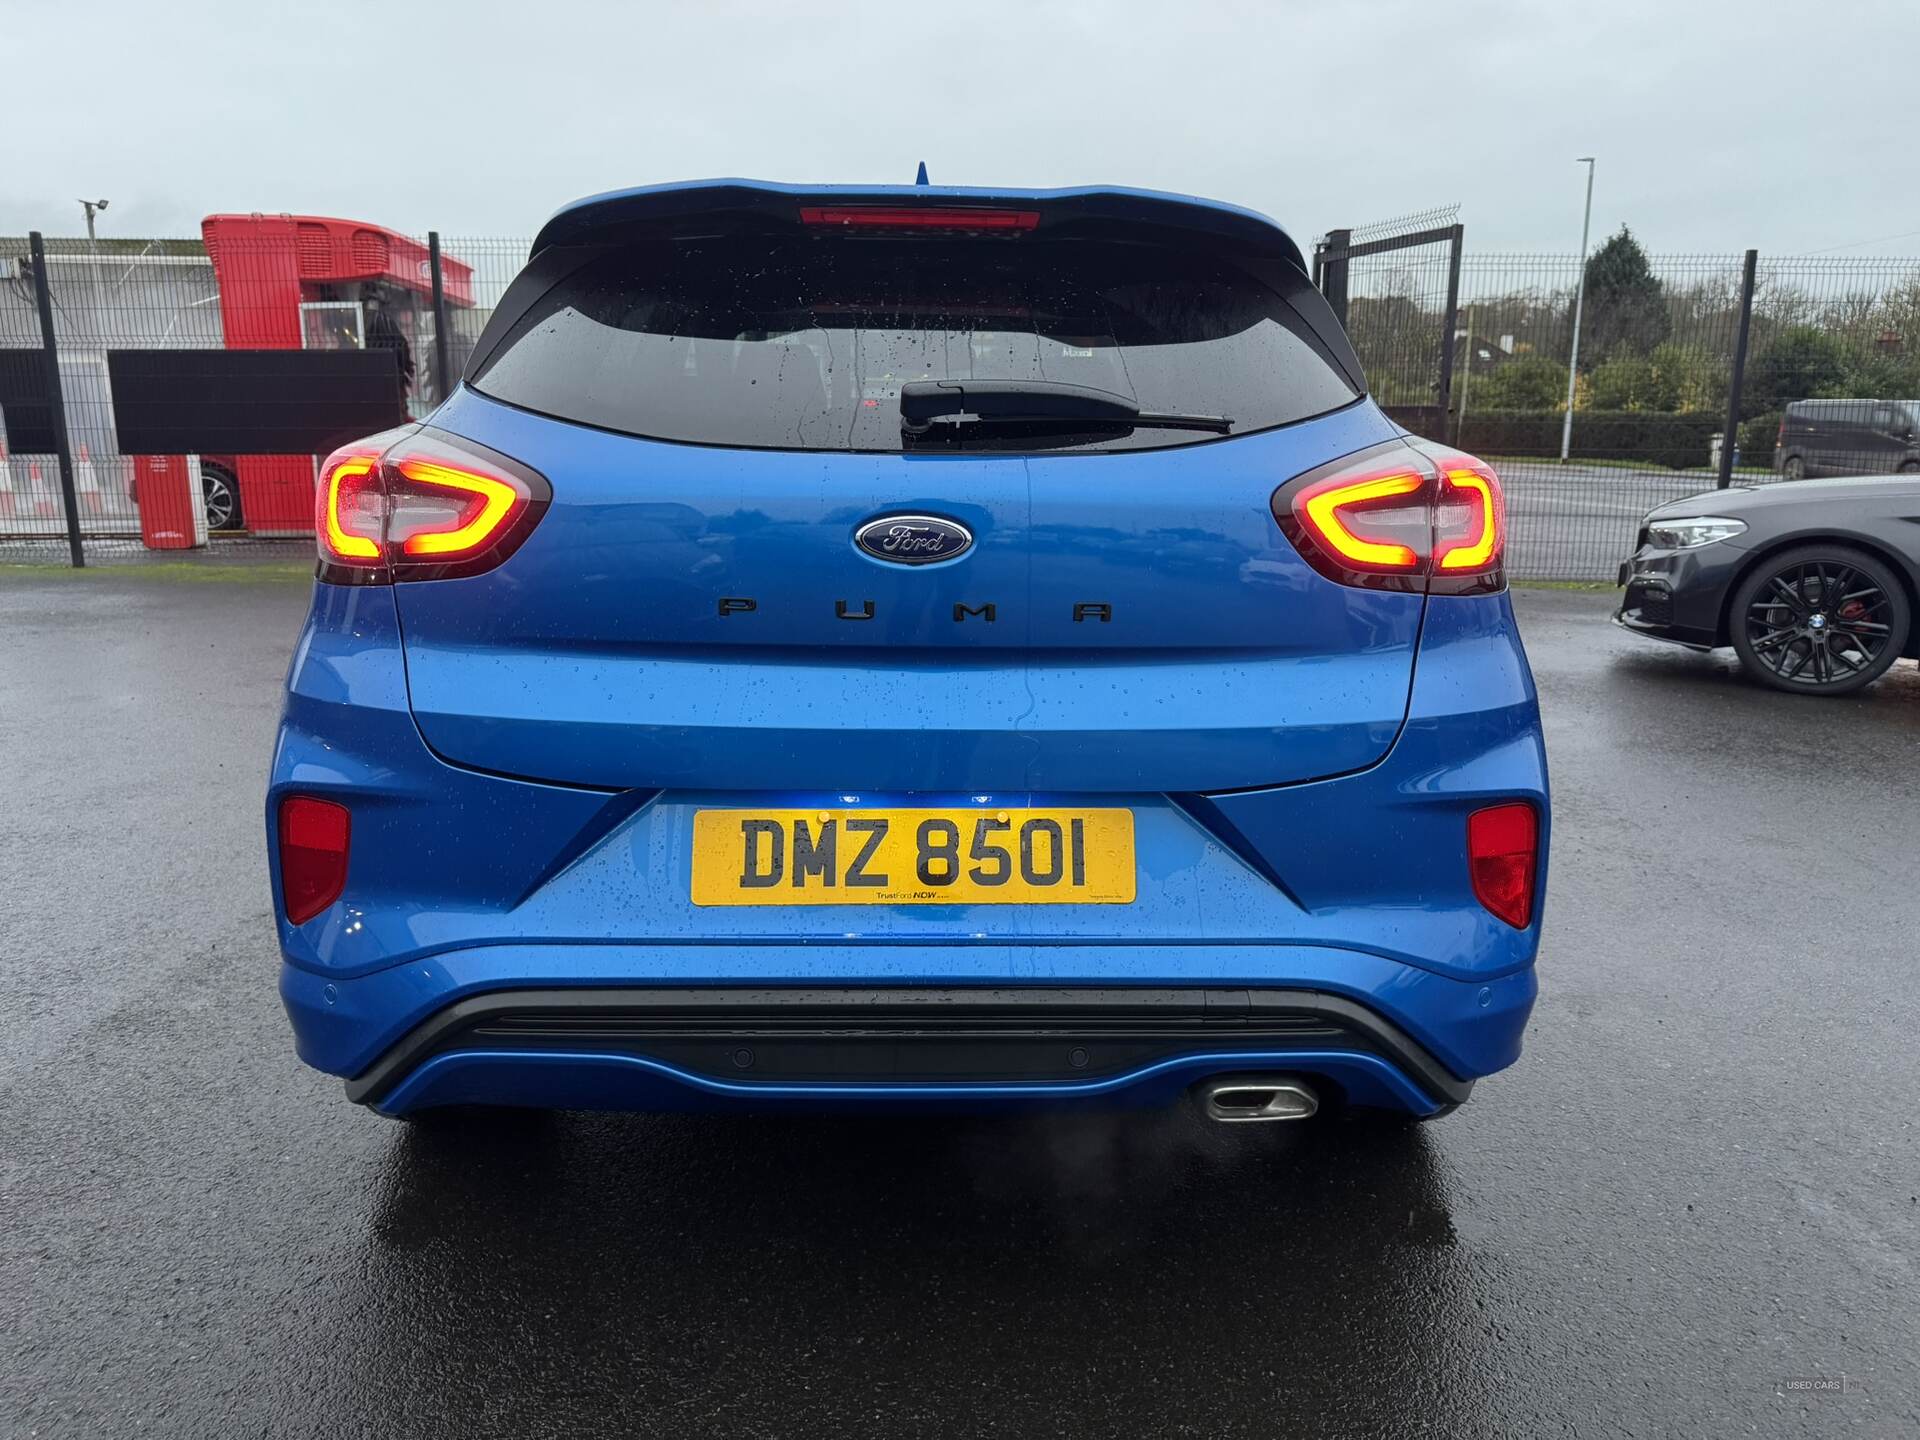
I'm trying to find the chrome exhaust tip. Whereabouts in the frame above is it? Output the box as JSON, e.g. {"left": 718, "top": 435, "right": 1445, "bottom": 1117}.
{"left": 1198, "top": 1076, "right": 1319, "bottom": 1123}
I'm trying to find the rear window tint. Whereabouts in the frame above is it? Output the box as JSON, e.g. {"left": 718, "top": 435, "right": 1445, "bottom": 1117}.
{"left": 471, "top": 235, "right": 1358, "bottom": 453}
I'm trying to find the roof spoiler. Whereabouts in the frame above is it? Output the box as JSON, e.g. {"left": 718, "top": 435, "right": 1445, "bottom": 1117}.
{"left": 459, "top": 179, "right": 1363, "bottom": 396}
{"left": 531, "top": 178, "right": 1310, "bottom": 274}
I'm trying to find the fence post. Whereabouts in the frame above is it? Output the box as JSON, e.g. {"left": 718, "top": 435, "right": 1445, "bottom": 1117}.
{"left": 1320, "top": 228, "right": 1351, "bottom": 327}
{"left": 1717, "top": 249, "right": 1759, "bottom": 490}
{"left": 428, "top": 231, "right": 452, "bottom": 407}
{"left": 27, "top": 232, "right": 84, "bottom": 568}
{"left": 1435, "top": 223, "right": 1464, "bottom": 443}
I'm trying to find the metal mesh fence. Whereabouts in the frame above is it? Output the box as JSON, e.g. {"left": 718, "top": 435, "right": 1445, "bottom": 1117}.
{"left": 4, "top": 222, "right": 1917, "bottom": 580}
{"left": 1315, "top": 209, "right": 1462, "bottom": 441}
{"left": 438, "top": 235, "right": 526, "bottom": 376}
{"left": 1342, "top": 240, "right": 1461, "bottom": 429}
{"left": 1, "top": 238, "right": 218, "bottom": 551}
{"left": 1451, "top": 251, "right": 1920, "bottom": 579}
{"left": 1456, "top": 252, "right": 1753, "bottom": 579}
{"left": 1742, "top": 257, "right": 1920, "bottom": 474}
{"left": 0, "top": 224, "right": 500, "bottom": 563}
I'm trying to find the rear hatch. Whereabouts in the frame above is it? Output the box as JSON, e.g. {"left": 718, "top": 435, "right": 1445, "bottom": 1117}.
{"left": 391, "top": 184, "right": 1420, "bottom": 794}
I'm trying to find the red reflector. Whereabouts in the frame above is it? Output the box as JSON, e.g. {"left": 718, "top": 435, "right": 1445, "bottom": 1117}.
{"left": 279, "top": 796, "right": 349, "bottom": 924}
{"left": 1467, "top": 803, "right": 1538, "bottom": 929}
{"left": 798, "top": 206, "right": 1040, "bottom": 231}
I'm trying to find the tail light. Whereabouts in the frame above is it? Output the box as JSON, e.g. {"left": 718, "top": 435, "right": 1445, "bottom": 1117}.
{"left": 1467, "top": 802, "right": 1538, "bottom": 929}
{"left": 316, "top": 431, "right": 550, "bottom": 583}
{"left": 1431, "top": 453, "right": 1505, "bottom": 576}
{"left": 279, "top": 796, "right": 350, "bottom": 924}
{"left": 1274, "top": 439, "right": 1506, "bottom": 595}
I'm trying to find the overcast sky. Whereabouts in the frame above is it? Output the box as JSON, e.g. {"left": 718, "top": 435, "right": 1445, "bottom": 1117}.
{"left": 10, "top": 0, "right": 1917, "bottom": 258}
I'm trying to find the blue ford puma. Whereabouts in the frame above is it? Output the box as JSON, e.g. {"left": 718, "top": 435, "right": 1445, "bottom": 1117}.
{"left": 268, "top": 180, "right": 1547, "bottom": 1125}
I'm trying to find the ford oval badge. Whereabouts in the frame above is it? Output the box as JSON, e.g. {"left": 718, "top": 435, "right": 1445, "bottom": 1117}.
{"left": 854, "top": 514, "right": 973, "bottom": 566}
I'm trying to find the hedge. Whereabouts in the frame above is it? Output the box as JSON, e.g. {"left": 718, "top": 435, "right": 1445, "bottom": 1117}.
{"left": 1380, "top": 405, "right": 1446, "bottom": 439}
{"left": 1456, "top": 410, "right": 1724, "bottom": 469}
{"left": 1737, "top": 411, "right": 1782, "bottom": 469}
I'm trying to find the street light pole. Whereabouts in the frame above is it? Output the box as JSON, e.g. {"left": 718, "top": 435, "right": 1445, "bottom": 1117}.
{"left": 1559, "top": 157, "right": 1596, "bottom": 463}
{"left": 77, "top": 198, "right": 109, "bottom": 241}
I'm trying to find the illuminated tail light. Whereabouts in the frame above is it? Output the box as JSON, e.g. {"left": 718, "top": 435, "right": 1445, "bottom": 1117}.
{"left": 319, "top": 451, "right": 385, "bottom": 565}
{"left": 1467, "top": 802, "right": 1538, "bottom": 929}
{"left": 279, "top": 796, "right": 350, "bottom": 924}
{"left": 798, "top": 206, "right": 1040, "bottom": 231}
{"left": 1432, "top": 455, "right": 1505, "bottom": 575}
{"left": 389, "top": 456, "right": 527, "bottom": 557}
{"left": 1292, "top": 468, "right": 1430, "bottom": 580}
{"left": 316, "top": 431, "right": 549, "bottom": 583}
{"left": 1273, "top": 439, "right": 1506, "bottom": 594}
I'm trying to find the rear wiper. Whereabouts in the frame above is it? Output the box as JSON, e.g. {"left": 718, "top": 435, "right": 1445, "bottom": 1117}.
{"left": 900, "top": 380, "right": 1232, "bottom": 436}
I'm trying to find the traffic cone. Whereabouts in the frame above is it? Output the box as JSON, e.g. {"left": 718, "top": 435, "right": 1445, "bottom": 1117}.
{"left": 75, "top": 443, "right": 104, "bottom": 518}
{"left": 29, "top": 461, "right": 57, "bottom": 519}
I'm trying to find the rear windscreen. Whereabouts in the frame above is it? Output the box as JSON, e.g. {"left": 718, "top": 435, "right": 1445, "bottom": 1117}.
{"left": 470, "top": 235, "right": 1359, "bottom": 453}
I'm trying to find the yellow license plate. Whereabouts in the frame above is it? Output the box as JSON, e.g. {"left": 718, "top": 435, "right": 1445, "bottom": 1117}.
{"left": 690, "top": 808, "right": 1136, "bottom": 906}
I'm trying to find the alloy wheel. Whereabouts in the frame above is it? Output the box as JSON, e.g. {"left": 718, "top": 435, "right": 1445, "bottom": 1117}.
{"left": 202, "top": 468, "right": 238, "bottom": 530}
{"left": 1741, "top": 558, "right": 1896, "bottom": 690}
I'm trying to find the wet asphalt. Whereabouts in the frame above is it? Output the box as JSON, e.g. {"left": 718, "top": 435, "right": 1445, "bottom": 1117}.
{"left": 2, "top": 575, "right": 1917, "bottom": 1439}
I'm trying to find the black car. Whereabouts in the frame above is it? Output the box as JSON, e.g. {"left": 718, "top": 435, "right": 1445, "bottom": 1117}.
{"left": 1615, "top": 474, "right": 1919, "bottom": 695}
{"left": 1774, "top": 399, "right": 1920, "bottom": 480}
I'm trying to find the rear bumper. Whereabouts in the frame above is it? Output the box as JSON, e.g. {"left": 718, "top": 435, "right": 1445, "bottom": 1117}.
{"left": 283, "top": 944, "right": 1536, "bottom": 1118}
{"left": 371, "top": 1046, "right": 1448, "bottom": 1118}
{"left": 342, "top": 985, "right": 1477, "bottom": 1113}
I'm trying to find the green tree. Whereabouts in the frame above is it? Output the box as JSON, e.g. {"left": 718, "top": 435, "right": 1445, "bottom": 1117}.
{"left": 1477, "top": 354, "right": 1566, "bottom": 410}
{"left": 1577, "top": 227, "right": 1670, "bottom": 362}
{"left": 1846, "top": 350, "right": 1920, "bottom": 400}
{"left": 1744, "top": 325, "right": 1852, "bottom": 413}
{"left": 1646, "top": 342, "right": 1724, "bottom": 412}
{"left": 1588, "top": 354, "right": 1659, "bottom": 410}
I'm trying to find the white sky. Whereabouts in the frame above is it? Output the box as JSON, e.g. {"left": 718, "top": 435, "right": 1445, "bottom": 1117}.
{"left": 9, "top": 0, "right": 1917, "bottom": 257}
